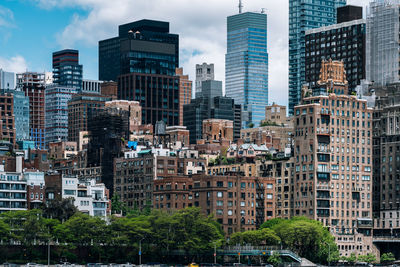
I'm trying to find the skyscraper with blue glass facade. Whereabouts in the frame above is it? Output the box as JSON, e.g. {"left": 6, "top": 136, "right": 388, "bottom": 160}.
{"left": 226, "top": 11, "right": 268, "bottom": 128}
{"left": 288, "top": 0, "right": 346, "bottom": 115}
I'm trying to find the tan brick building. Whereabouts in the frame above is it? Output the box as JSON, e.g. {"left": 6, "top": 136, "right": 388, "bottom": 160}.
{"left": 294, "top": 60, "right": 374, "bottom": 256}
{"left": 0, "top": 92, "right": 16, "bottom": 146}
{"left": 265, "top": 103, "right": 288, "bottom": 125}
{"left": 153, "top": 173, "right": 275, "bottom": 235}
{"left": 105, "top": 100, "right": 142, "bottom": 132}
{"left": 176, "top": 67, "right": 192, "bottom": 126}
{"left": 202, "top": 119, "right": 233, "bottom": 143}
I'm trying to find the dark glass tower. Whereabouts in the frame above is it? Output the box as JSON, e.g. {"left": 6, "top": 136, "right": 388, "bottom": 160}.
{"left": 288, "top": 0, "right": 346, "bottom": 115}
{"left": 52, "top": 49, "right": 83, "bottom": 91}
{"left": 99, "top": 19, "right": 179, "bottom": 82}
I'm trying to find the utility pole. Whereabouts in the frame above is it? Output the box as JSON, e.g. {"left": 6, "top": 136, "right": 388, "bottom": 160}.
{"left": 47, "top": 239, "right": 50, "bottom": 266}
{"left": 139, "top": 239, "right": 142, "bottom": 266}
{"left": 214, "top": 243, "right": 217, "bottom": 264}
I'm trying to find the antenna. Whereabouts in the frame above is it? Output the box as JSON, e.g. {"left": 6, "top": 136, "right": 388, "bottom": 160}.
{"left": 261, "top": 8, "right": 266, "bottom": 14}
{"left": 239, "top": 0, "right": 243, "bottom": 13}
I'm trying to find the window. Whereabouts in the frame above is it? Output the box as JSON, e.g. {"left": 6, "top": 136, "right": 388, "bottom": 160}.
{"left": 216, "top": 209, "right": 223, "bottom": 215}
{"left": 267, "top": 194, "right": 273, "bottom": 199}
{"left": 217, "top": 192, "right": 223, "bottom": 198}
{"left": 217, "top": 200, "right": 223, "bottom": 206}
{"left": 240, "top": 201, "right": 245, "bottom": 207}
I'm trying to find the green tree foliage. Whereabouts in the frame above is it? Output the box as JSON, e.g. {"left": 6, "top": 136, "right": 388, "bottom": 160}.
{"left": 341, "top": 253, "right": 357, "bottom": 264}
{"left": 358, "top": 253, "right": 376, "bottom": 264}
{"left": 111, "top": 194, "right": 127, "bottom": 215}
{"left": 267, "top": 253, "right": 282, "bottom": 267}
{"left": 265, "top": 217, "right": 339, "bottom": 264}
{"left": 381, "top": 252, "right": 396, "bottom": 264}
{"left": 229, "top": 228, "right": 280, "bottom": 246}
{"left": 41, "top": 198, "right": 78, "bottom": 222}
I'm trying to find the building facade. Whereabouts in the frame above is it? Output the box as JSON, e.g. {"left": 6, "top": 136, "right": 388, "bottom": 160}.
{"left": 45, "top": 85, "right": 77, "bottom": 144}
{"left": 118, "top": 73, "right": 180, "bottom": 126}
{"left": 0, "top": 69, "right": 15, "bottom": 90}
{"left": 366, "top": 0, "right": 400, "bottom": 86}
{"left": 293, "top": 60, "right": 374, "bottom": 256}
{"left": 288, "top": 0, "right": 346, "bottom": 115}
{"left": 305, "top": 15, "right": 365, "bottom": 92}
{"left": 226, "top": 11, "right": 268, "bottom": 128}
{"left": 195, "top": 63, "right": 214, "bottom": 98}
{"left": 176, "top": 67, "right": 192, "bottom": 125}
{"left": 0, "top": 92, "right": 16, "bottom": 146}
{"left": 82, "top": 79, "right": 103, "bottom": 94}
{"left": 16, "top": 72, "right": 46, "bottom": 149}
{"left": 371, "top": 83, "right": 400, "bottom": 234}
{"left": 99, "top": 19, "right": 179, "bottom": 82}
{"left": 52, "top": 49, "right": 83, "bottom": 92}
{"left": 11, "top": 90, "right": 30, "bottom": 141}
{"left": 68, "top": 94, "right": 111, "bottom": 143}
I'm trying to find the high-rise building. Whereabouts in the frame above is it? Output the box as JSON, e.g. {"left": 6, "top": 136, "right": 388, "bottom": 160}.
{"left": 99, "top": 19, "right": 179, "bottom": 82}
{"left": 101, "top": 19, "right": 181, "bottom": 125}
{"left": 370, "top": 83, "right": 400, "bottom": 233}
{"left": 293, "top": 60, "right": 375, "bottom": 256}
{"left": 226, "top": 11, "right": 268, "bottom": 128}
{"left": 0, "top": 92, "right": 16, "bottom": 146}
{"left": 288, "top": 0, "right": 346, "bottom": 115}
{"left": 118, "top": 73, "right": 180, "bottom": 125}
{"left": 68, "top": 94, "right": 111, "bottom": 143}
{"left": 52, "top": 49, "right": 83, "bottom": 91}
{"left": 176, "top": 67, "right": 192, "bottom": 126}
{"left": 305, "top": 6, "right": 365, "bottom": 93}
{"left": 87, "top": 106, "right": 130, "bottom": 193}
{"left": 2, "top": 89, "right": 30, "bottom": 141}
{"left": 0, "top": 69, "right": 15, "bottom": 90}
{"left": 16, "top": 72, "right": 46, "bottom": 149}
{"left": 366, "top": 0, "right": 400, "bottom": 86}
{"left": 45, "top": 85, "right": 77, "bottom": 144}
{"left": 184, "top": 80, "right": 241, "bottom": 144}
{"left": 195, "top": 63, "right": 214, "bottom": 98}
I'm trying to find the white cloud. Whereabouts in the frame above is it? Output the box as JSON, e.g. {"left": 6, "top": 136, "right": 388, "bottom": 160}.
{"left": 0, "top": 5, "right": 14, "bottom": 28}
{"left": 33, "top": 0, "right": 371, "bottom": 106}
{"left": 0, "top": 55, "right": 28, "bottom": 73}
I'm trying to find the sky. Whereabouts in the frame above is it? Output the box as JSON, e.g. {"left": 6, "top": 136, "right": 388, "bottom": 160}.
{"left": 0, "top": 0, "right": 370, "bottom": 106}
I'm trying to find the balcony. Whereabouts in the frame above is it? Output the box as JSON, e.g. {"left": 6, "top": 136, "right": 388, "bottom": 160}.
{"left": 316, "top": 184, "right": 330, "bottom": 190}
{"left": 320, "top": 110, "right": 330, "bottom": 116}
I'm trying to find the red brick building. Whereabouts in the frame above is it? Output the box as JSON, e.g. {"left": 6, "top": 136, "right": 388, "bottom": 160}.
{"left": 176, "top": 67, "right": 192, "bottom": 126}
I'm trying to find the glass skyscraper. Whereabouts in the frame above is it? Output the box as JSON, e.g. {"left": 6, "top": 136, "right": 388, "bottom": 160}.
{"left": 288, "top": 0, "right": 346, "bottom": 115}
{"left": 226, "top": 11, "right": 268, "bottom": 128}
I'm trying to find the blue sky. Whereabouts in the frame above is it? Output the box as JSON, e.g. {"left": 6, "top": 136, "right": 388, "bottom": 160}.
{"left": 0, "top": 1, "right": 98, "bottom": 79}
{"left": 0, "top": 0, "right": 369, "bottom": 104}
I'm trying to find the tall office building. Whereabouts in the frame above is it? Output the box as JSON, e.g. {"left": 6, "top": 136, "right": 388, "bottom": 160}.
{"left": 226, "top": 11, "right": 268, "bottom": 128}
{"left": 293, "top": 60, "right": 374, "bottom": 256}
{"left": 0, "top": 92, "right": 16, "bottom": 146}
{"left": 45, "top": 85, "right": 77, "bottom": 144}
{"left": 195, "top": 63, "right": 214, "bottom": 98}
{"left": 16, "top": 72, "right": 46, "bottom": 149}
{"left": 0, "top": 69, "right": 15, "bottom": 90}
{"left": 366, "top": 0, "right": 400, "bottom": 86}
{"left": 305, "top": 6, "right": 365, "bottom": 93}
{"left": 100, "top": 19, "right": 181, "bottom": 125}
{"left": 289, "top": 0, "right": 346, "bottom": 115}
{"left": 52, "top": 49, "right": 83, "bottom": 91}
{"left": 99, "top": 19, "right": 179, "bottom": 82}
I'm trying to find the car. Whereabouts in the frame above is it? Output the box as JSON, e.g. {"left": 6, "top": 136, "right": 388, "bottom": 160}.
{"left": 3, "top": 263, "right": 19, "bottom": 267}
{"left": 265, "top": 265, "right": 273, "bottom": 267}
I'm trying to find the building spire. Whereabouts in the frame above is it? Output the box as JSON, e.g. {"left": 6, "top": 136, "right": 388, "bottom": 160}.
{"left": 239, "top": 0, "right": 243, "bottom": 13}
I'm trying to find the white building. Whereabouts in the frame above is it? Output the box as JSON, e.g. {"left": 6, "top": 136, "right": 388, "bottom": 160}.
{"left": 195, "top": 63, "right": 214, "bottom": 98}
{"left": 62, "top": 175, "right": 109, "bottom": 217}
{"left": 82, "top": 79, "right": 103, "bottom": 94}
{"left": 0, "top": 165, "right": 26, "bottom": 212}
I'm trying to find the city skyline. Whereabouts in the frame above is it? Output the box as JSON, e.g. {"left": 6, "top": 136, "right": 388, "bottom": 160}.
{"left": 0, "top": 0, "right": 368, "bottom": 107}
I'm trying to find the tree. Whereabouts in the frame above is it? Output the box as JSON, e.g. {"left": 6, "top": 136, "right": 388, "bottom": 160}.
{"left": 345, "top": 253, "right": 357, "bottom": 264}
{"left": 358, "top": 253, "right": 376, "bottom": 264}
{"left": 229, "top": 228, "right": 280, "bottom": 246}
{"left": 111, "top": 194, "right": 127, "bottom": 215}
{"left": 0, "top": 218, "right": 11, "bottom": 242}
{"left": 248, "top": 122, "right": 254, "bottom": 128}
{"left": 41, "top": 197, "right": 78, "bottom": 222}
{"left": 270, "top": 217, "right": 338, "bottom": 264}
{"left": 381, "top": 252, "right": 396, "bottom": 264}
{"left": 267, "top": 253, "right": 282, "bottom": 267}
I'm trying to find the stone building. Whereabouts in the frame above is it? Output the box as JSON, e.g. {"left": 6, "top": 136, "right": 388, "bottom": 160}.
{"left": 293, "top": 60, "right": 375, "bottom": 256}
